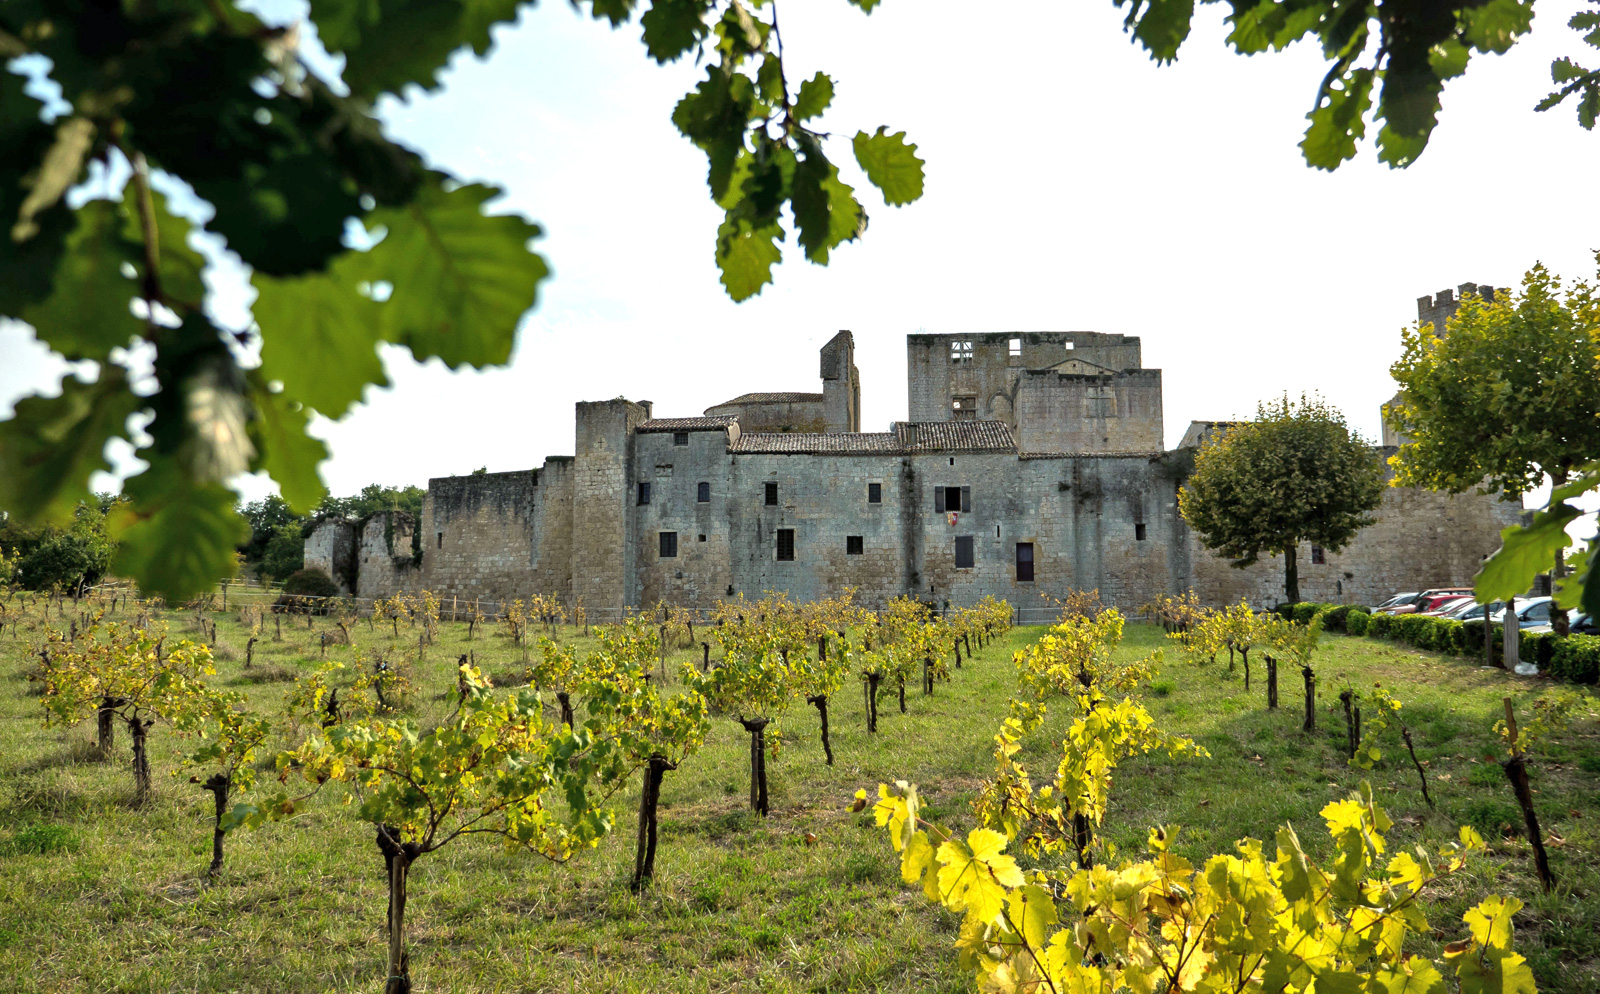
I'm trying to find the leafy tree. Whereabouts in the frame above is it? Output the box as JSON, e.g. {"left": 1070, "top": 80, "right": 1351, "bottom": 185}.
{"left": 14, "top": 500, "right": 118, "bottom": 592}
{"left": 238, "top": 495, "right": 298, "bottom": 561}
{"left": 1388, "top": 264, "right": 1600, "bottom": 628}
{"left": 1180, "top": 396, "right": 1385, "bottom": 604}
{"left": 1117, "top": 0, "right": 1599, "bottom": 165}
{"left": 259, "top": 526, "right": 306, "bottom": 582}
{"left": 317, "top": 484, "right": 427, "bottom": 523}
{"left": 0, "top": 0, "right": 922, "bottom": 604}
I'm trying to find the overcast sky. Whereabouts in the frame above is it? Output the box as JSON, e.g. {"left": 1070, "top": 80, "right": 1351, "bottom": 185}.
{"left": 3, "top": 0, "right": 1598, "bottom": 511}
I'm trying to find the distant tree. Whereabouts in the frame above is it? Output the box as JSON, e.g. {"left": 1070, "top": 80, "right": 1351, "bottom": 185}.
{"left": 317, "top": 484, "right": 426, "bottom": 523}
{"left": 239, "top": 495, "right": 299, "bottom": 561}
{"left": 1180, "top": 396, "right": 1385, "bottom": 604}
{"left": 1390, "top": 263, "right": 1600, "bottom": 628}
{"left": 15, "top": 500, "right": 119, "bottom": 592}
{"left": 260, "top": 528, "right": 306, "bottom": 583}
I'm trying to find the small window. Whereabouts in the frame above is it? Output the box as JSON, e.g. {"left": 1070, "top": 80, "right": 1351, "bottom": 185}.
{"left": 847, "top": 536, "right": 864, "bottom": 555}
{"left": 436, "top": 532, "right": 443, "bottom": 549}
{"left": 1064, "top": 341, "right": 1074, "bottom": 351}
{"left": 955, "top": 536, "right": 975, "bottom": 569}
{"left": 867, "top": 483, "right": 882, "bottom": 504}
{"left": 933, "top": 486, "right": 971, "bottom": 513}
{"left": 697, "top": 482, "right": 711, "bottom": 503}
{"left": 1135, "top": 523, "right": 1147, "bottom": 541}
{"left": 950, "top": 340, "right": 973, "bottom": 364}
{"left": 764, "top": 482, "right": 778, "bottom": 506}
{"left": 673, "top": 431, "right": 689, "bottom": 446}
{"left": 952, "top": 395, "right": 978, "bottom": 420}
{"left": 698, "top": 534, "right": 706, "bottom": 542}
{"left": 638, "top": 482, "right": 651, "bottom": 505}
{"left": 776, "top": 528, "right": 795, "bottom": 561}
{"left": 1311, "top": 546, "right": 1326, "bottom": 565}
{"left": 1015, "top": 542, "right": 1034, "bottom": 581}
{"left": 1008, "top": 337, "right": 1021, "bottom": 357}
{"left": 659, "top": 532, "right": 678, "bottom": 558}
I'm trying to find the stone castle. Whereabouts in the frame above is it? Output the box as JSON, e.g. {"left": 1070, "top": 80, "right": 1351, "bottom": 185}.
{"left": 306, "top": 286, "right": 1521, "bottom": 615}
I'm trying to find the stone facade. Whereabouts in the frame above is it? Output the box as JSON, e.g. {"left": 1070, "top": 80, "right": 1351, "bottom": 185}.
{"left": 306, "top": 320, "right": 1521, "bottom": 612}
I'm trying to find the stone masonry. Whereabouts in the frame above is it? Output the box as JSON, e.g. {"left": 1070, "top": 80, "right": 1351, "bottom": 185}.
{"left": 307, "top": 313, "right": 1523, "bottom": 612}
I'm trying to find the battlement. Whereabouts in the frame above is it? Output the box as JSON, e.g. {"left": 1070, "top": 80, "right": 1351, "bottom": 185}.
{"left": 1417, "top": 282, "right": 1498, "bottom": 331}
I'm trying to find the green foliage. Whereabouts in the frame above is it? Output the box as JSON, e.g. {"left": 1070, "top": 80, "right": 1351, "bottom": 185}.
{"left": 1548, "top": 634, "right": 1600, "bottom": 684}
{"left": 282, "top": 569, "right": 339, "bottom": 599}
{"left": 259, "top": 527, "right": 306, "bottom": 582}
{"left": 1180, "top": 395, "right": 1385, "bottom": 604}
{"left": 1368, "top": 611, "right": 1395, "bottom": 639}
{"left": 1113, "top": 0, "right": 1559, "bottom": 170}
{"left": 12, "top": 500, "right": 118, "bottom": 592}
{"left": 0, "top": 0, "right": 922, "bottom": 604}
{"left": 239, "top": 495, "right": 298, "bottom": 560}
{"left": 1346, "top": 608, "right": 1370, "bottom": 636}
{"left": 1537, "top": 8, "right": 1600, "bottom": 129}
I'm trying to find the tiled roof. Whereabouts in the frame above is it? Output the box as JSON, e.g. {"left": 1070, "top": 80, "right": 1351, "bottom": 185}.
{"left": 731, "top": 432, "right": 901, "bottom": 455}
{"left": 893, "top": 421, "right": 1017, "bottom": 453}
{"left": 637, "top": 416, "right": 739, "bottom": 433}
{"left": 710, "top": 392, "right": 824, "bottom": 406}
{"left": 1018, "top": 451, "right": 1166, "bottom": 460}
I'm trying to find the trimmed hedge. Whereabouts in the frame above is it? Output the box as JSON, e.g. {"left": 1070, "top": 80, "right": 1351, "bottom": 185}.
{"left": 1549, "top": 635, "right": 1600, "bottom": 684}
{"left": 1345, "top": 610, "right": 1370, "bottom": 636}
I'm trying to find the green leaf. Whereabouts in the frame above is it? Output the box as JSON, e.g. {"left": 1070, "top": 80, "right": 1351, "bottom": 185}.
{"left": 247, "top": 378, "right": 330, "bottom": 514}
{"left": 791, "top": 142, "right": 864, "bottom": 264}
{"left": 0, "top": 369, "right": 139, "bottom": 526}
{"left": 852, "top": 128, "right": 925, "bottom": 206}
{"left": 714, "top": 218, "right": 782, "bottom": 301}
{"left": 845, "top": 0, "right": 881, "bottom": 11}
{"left": 253, "top": 252, "right": 388, "bottom": 417}
{"left": 1122, "top": 0, "right": 1196, "bottom": 63}
{"left": 640, "top": 0, "right": 712, "bottom": 63}
{"left": 0, "top": 70, "right": 76, "bottom": 316}
{"left": 110, "top": 466, "right": 248, "bottom": 603}
{"left": 1476, "top": 503, "right": 1582, "bottom": 602}
{"left": 365, "top": 177, "right": 549, "bottom": 369}
{"left": 19, "top": 199, "right": 142, "bottom": 361}
{"left": 1462, "top": 0, "right": 1534, "bottom": 55}
{"left": 127, "top": 191, "right": 211, "bottom": 314}
{"left": 673, "top": 65, "right": 755, "bottom": 201}
{"left": 1301, "top": 68, "right": 1374, "bottom": 170}
{"left": 794, "top": 72, "right": 834, "bottom": 121}
{"left": 308, "top": 0, "right": 524, "bottom": 101}
{"left": 10, "top": 117, "right": 95, "bottom": 243}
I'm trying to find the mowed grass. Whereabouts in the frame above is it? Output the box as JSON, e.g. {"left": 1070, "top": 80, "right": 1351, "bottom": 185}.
{"left": 0, "top": 606, "right": 1597, "bottom": 993}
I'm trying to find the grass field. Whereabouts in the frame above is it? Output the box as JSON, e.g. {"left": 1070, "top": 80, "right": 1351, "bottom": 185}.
{"left": 1, "top": 604, "right": 1597, "bottom": 993}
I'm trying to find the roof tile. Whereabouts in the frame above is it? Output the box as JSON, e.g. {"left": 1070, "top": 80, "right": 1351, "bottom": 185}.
{"left": 637, "top": 416, "right": 738, "bottom": 433}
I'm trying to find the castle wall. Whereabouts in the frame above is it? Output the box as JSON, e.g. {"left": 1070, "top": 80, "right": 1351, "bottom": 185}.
{"left": 304, "top": 518, "right": 357, "bottom": 594}
{"left": 573, "top": 400, "right": 650, "bottom": 613}
{"left": 355, "top": 513, "right": 421, "bottom": 600}
{"left": 419, "top": 471, "right": 539, "bottom": 604}
{"left": 704, "top": 396, "right": 827, "bottom": 433}
{"left": 1014, "top": 369, "right": 1164, "bottom": 454}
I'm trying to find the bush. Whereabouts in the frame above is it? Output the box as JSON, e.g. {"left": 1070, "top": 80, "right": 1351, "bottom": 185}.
{"left": 1392, "top": 614, "right": 1434, "bottom": 647}
{"left": 1433, "top": 619, "right": 1465, "bottom": 656}
{"left": 1367, "top": 612, "right": 1394, "bottom": 639}
{"left": 1322, "top": 605, "right": 1353, "bottom": 631}
{"left": 283, "top": 568, "right": 339, "bottom": 598}
{"left": 1273, "top": 603, "right": 1297, "bottom": 621}
{"left": 1345, "top": 610, "right": 1370, "bottom": 636}
{"left": 1548, "top": 634, "right": 1600, "bottom": 684}
{"left": 1519, "top": 630, "right": 1559, "bottom": 671}
{"left": 260, "top": 527, "right": 306, "bottom": 582}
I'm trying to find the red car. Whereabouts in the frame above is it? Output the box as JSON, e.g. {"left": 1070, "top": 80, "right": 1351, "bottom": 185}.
{"left": 1383, "top": 587, "right": 1475, "bottom": 616}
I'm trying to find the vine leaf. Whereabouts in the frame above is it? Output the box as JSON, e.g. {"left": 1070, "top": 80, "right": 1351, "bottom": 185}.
{"left": 20, "top": 199, "right": 142, "bottom": 360}
{"left": 0, "top": 369, "right": 139, "bottom": 527}
{"left": 308, "top": 0, "right": 525, "bottom": 101}
{"left": 1475, "top": 502, "right": 1581, "bottom": 602}
{"left": 715, "top": 218, "right": 782, "bottom": 301}
{"left": 247, "top": 377, "right": 330, "bottom": 514}
{"left": 253, "top": 255, "right": 389, "bottom": 418}
{"left": 793, "top": 73, "right": 834, "bottom": 121}
{"left": 852, "top": 128, "right": 925, "bottom": 206}
{"left": 110, "top": 464, "right": 249, "bottom": 603}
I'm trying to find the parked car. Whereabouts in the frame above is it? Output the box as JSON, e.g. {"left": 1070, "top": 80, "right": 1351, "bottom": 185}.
{"left": 1380, "top": 588, "right": 1474, "bottom": 616}
{"left": 1441, "top": 600, "right": 1503, "bottom": 622}
{"left": 1523, "top": 609, "right": 1599, "bottom": 636}
{"left": 1420, "top": 595, "right": 1474, "bottom": 617}
{"left": 1490, "top": 596, "right": 1556, "bottom": 629}
{"left": 1372, "top": 593, "right": 1420, "bottom": 614}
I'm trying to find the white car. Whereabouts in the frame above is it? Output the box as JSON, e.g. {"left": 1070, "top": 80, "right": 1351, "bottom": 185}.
{"left": 1490, "top": 596, "right": 1556, "bottom": 629}
{"left": 1442, "top": 599, "right": 1503, "bottom": 622}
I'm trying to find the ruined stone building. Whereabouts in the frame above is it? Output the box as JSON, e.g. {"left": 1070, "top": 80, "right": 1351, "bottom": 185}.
{"left": 308, "top": 301, "right": 1522, "bottom": 614}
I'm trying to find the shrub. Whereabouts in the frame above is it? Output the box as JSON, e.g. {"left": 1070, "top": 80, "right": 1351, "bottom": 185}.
{"left": 1433, "top": 619, "right": 1465, "bottom": 656}
{"left": 1518, "top": 630, "right": 1559, "bottom": 671}
{"left": 1322, "top": 605, "right": 1353, "bottom": 632}
{"left": 1367, "top": 612, "right": 1394, "bottom": 639}
{"left": 283, "top": 568, "right": 339, "bottom": 598}
{"left": 1392, "top": 614, "right": 1433, "bottom": 647}
{"left": 1345, "top": 610, "right": 1370, "bottom": 636}
{"left": 1548, "top": 634, "right": 1600, "bottom": 685}
{"left": 1273, "top": 603, "right": 1297, "bottom": 621}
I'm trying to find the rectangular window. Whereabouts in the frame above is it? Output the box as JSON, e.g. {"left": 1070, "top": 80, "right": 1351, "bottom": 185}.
{"left": 847, "top": 535, "right": 864, "bottom": 555}
{"left": 934, "top": 486, "right": 970, "bottom": 513}
{"left": 659, "top": 531, "right": 678, "bottom": 558}
{"left": 1016, "top": 542, "right": 1034, "bottom": 581}
{"left": 436, "top": 532, "right": 443, "bottom": 549}
{"left": 868, "top": 482, "right": 882, "bottom": 504}
{"left": 673, "top": 431, "right": 689, "bottom": 446}
{"left": 764, "top": 482, "right": 778, "bottom": 506}
{"left": 952, "top": 395, "right": 978, "bottom": 420}
{"left": 697, "top": 481, "right": 711, "bottom": 502}
{"left": 1135, "top": 523, "right": 1147, "bottom": 541}
{"left": 1009, "top": 337, "right": 1022, "bottom": 357}
{"left": 637, "top": 482, "right": 651, "bottom": 505}
{"left": 776, "top": 528, "right": 795, "bottom": 561}
{"left": 955, "top": 536, "right": 975, "bottom": 569}
{"left": 1311, "top": 546, "right": 1326, "bottom": 565}
{"left": 950, "top": 340, "right": 973, "bottom": 364}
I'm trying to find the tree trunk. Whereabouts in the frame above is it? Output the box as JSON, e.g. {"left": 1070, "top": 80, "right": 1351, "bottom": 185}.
{"left": 922, "top": 659, "right": 932, "bottom": 695}
{"left": 1302, "top": 665, "right": 1315, "bottom": 733}
{"left": 1485, "top": 614, "right": 1495, "bottom": 668}
{"left": 897, "top": 677, "right": 906, "bottom": 713}
{"left": 807, "top": 694, "right": 833, "bottom": 765}
{"left": 1503, "top": 755, "right": 1554, "bottom": 892}
{"left": 739, "top": 717, "right": 770, "bottom": 816}
{"left": 557, "top": 691, "right": 573, "bottom": 728}
{"left": 1072, "top": 812, "right": 1093, "bottom": 868}
{"left": 818, "top": 634, "right": 827, "bottom": 661}
{"left": 1284, "top": 543, "right": 1300, "bottom": 605}
{"left": 1265, "top": 655, "right": 1278, "bottom": 709}
{"left": 964, "top": 633, "right": 972, "bottom": 659}
{"left": 630, "top": 755, "right": 673, "bottom": 892}
{"left": 701, "top": 642, "right": 710, "bottom": 672}
{"left": 1402, "top": 727, "right": 1434, "bottom": 809}
{"left": 129, "top": 716, "right": 152, "bottom": 805}
{"left": 1340, "top": 690, "right": 1357, "bottom": 759}
{"left": 201, "top": 773, "right": 229, "bottom": 876}
{"left": 1242, "top": 648, "right": 1250, "bottom": 691}
{"left": 376, "top": 828, "right": 418, "bottom": 994}
{"left": 1503, "top": 595, "right": 1520, "bottom": 671}
{"left": 865, "top": 674, "right": 881, "bottom": 733}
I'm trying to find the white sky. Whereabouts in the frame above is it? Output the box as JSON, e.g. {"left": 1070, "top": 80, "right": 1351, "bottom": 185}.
{"left": 2, "top": 0, "right": 1598, "bottom": 513}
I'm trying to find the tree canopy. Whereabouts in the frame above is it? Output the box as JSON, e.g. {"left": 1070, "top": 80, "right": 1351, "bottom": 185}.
{"left": 1, "top": 0, "right": 1595, "bottom": 602}
{"left": 1179, "top": 395, "right": 1386, "bottom": 604}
